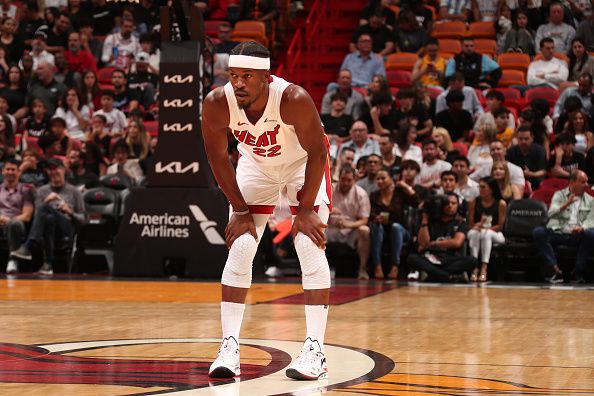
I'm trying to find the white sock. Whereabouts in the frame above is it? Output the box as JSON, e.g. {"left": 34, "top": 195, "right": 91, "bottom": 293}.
{"left": 221, "top": 301, "right": 245, "bottom": 345}
{"left": 305, "top": 304, "right": 329, "bottom": 351}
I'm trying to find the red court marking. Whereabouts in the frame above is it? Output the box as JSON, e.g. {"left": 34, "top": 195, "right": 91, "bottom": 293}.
{"left": 262, "top": 283, "right": 398, "bottom": 305}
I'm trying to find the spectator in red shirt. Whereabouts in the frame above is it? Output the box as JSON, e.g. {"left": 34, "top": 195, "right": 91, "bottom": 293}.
{"left": 64, "top": 31, "right": 97, "bottom": 74}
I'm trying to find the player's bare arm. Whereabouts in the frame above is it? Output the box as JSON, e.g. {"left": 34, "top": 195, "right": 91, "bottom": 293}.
{"left": 202, "top": 88, "right": 257, "bottom": 248}
{"left": 281, "top": 84, "right": 328, "bottom": 249}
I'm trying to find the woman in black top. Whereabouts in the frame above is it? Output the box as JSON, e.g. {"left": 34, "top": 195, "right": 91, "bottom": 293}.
{"left": 369, "top": 169, "right": 421, "bottom": 280}
{"left": 467, "top": 177, "right": 506, "bottom": 282}
{"left": 0, "top": 17, "right": 23, "bottom": 65}
{"left": 0, "top": 66, "right": 26, "bottom": 118}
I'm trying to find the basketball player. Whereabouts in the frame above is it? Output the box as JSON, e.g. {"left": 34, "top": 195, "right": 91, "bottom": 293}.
{"left": 201, "top": 41, "right": 332, "bottom": 380}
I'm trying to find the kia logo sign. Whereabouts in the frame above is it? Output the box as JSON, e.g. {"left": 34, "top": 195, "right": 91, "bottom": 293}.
{"left": 155, "top": 161, "right": 199, "bottom": 174}
{"left": 163, "top": 123, "right": 193, "bottom": 132}
{"left": 163, "top": 75, "right": 193, "bottom": 83}
{"left": 163, "top": 99, "right": 193, "bottom": 108}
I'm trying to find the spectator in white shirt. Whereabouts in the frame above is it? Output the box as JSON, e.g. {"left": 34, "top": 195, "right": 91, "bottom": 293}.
{"left": 393, "top": 123, "right": 423, "bottom": 166}
{"left": 417, "top": 139, "right": 452, "bottom": 190}
{"left": 527, "top": 37, "right": 569, "bottom": 89}
{"left": 29, "top": 30, "right": 54, "bottom": 70}
{"left": 93, "top": 90, "right": 127, "bottom": 137}
{"left": 54, "top": 88, "right": 90, "bottom": 141}
{"left": 452, "top": 156, "right": 480, "bottom": 201}
{"left": 534, "top": 3, "right": 575, "bottom": 54}
{"left": 101, "top": 17, "right": 141, "bottom": 69}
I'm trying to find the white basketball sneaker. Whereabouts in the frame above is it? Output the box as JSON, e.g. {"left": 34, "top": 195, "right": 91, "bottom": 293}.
{"left": 286, "top": 338, "right": 328, "bottom": 380}
{"left": 208, "top": 336, "right": 241, "bottom": 378}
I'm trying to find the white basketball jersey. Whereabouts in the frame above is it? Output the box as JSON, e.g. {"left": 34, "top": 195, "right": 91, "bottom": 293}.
{"left": 224, "top": 76, "right": 308, "bottom": 167}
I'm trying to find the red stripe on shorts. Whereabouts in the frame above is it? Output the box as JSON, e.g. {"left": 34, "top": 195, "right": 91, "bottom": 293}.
{"left": 248, "top": 205, "right": 275, "bottom": 214}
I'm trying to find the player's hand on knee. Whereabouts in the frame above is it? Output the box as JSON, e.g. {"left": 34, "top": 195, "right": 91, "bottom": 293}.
{"left": 225, "top": 213, "right": 258, "bottom": 249}
{"left": 292, "top": 210, "right": 327, "bottom": 249}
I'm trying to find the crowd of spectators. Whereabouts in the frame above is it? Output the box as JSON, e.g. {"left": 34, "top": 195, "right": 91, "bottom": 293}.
{"left": 2, "top": 0, "right": 594, "bottom": 285}
{"left": 0, "top": 0, "right": 171, "bottom": 275}
{"left": 310, "top": 0, "right": 594, "bottom": 284}
{"left": 0, "top": 0, "right": 287, "bottom": 275}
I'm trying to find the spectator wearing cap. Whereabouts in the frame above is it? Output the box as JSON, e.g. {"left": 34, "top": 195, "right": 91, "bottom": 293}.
{"left": 12, "top": 157, "right": 85, "bottom": 276}
{"left": 549, "top": 132, "right": 587, "bottom": 178}
{"left": 340, "top": 33, "right": 386, "bottom": 88}
{"left": 435, "top": 90, "right": 474, "bottom": 142}
{"left": 107, "top": 139, "right": 144, "bottom": 185}
{"left": 350, "top": 8, "right": 395, "bottom": 56}
{"left": 435, "top": 72, "right": 484, "bottom": 116}
{"left": 101, "top": 16, "right": 141, "bottom": 69}
{"left": 127, "top": 52, "right": 157, "bottom": 109}
{"left": 1, "top": 159, "right": 34, "bottom": 274}
{"left": 64, "top": 31, "right": 97, "bottom": 74}
{"left": 44, "top": 12, "right": 73, "bottom": 54}
{"left": 25, "top": 60, "right": 67, "bottom": 115}
{"left": 93, "top": 90, "right": 127, "bottom": 137}
{"left": 445, "top": 37, "right": 502, "bottom": 89}
{"left": 29, "top": 30, "right": 55, "bottom": 70}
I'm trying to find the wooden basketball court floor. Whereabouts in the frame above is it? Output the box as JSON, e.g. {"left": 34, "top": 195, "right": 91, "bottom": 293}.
{"left": 1, "top": 276, "right": 593, "bottom": 396}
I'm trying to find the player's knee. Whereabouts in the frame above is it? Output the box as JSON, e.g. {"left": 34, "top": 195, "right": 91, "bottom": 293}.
{"left": 221, "top": 233, "right": 258, "bottom": 288}
{"left": 294, "top": 233, "right": 331, "bottom": 289}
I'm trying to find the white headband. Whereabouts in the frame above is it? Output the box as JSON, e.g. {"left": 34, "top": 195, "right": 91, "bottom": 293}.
{"left": 228, "top": 55, "right": 270, "bottom": 70}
